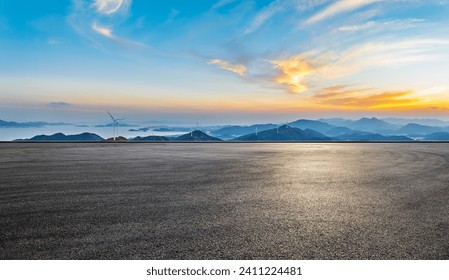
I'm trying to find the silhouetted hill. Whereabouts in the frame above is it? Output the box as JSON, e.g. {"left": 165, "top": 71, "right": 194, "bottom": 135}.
{"left": 131, "top": 135, "right": 170, "bottom": 142}
{"left": 336, "top": 133, "right": 412, "bottom": 141}
{"left": 211, "top": 124, "right": 277, "bottom": 139}
{"left": 176, "top": 130, "right": 223, "bottom": 141}
{"left": 104, "top": 136, "right": 128, "bottom": 142}
{"left": 16, "top": 132, "right": 104, "bottom": 141}
{"left": 397, "top": 123, "right": 447, "bottom": 136}
{"left": 423, "top": 132, "right": 449, "bottom": 140}
{"left": 234, "top": 125, "right": 331, "bottom": 141}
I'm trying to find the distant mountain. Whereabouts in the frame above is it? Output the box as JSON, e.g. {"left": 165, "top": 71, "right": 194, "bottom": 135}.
{"left": 319, "top": 117, "right": 398, "bottom": 133}
{"left": 336, "top": 133, "right": 412, "bottom": 141}
{"left": 175, "top": 130, "right": 223, "bottom": 141}
{"left": 288, "top": 119, "right": 334, "bottom": 133}
{"left": 0, "top": 119, "right": 69, "bottom": 127}
{"left": 152, "top": 127, "right": 191, "bottom": 132}
{"left": 382, "top": 118, "right": 449, "bottom": 126}
{"left": 234, "top": 125, "right": 332, "bottom": 141}
{"left": 423, "top": 132, "right": 449, "bottom": 140}
{"left": 131, "top": 135, "right": 170, "bottom": 142}
{"left": 211, "top": 124, "right": 277, "bottom": 139}
{"left": 349, "top": 117, "right": 398, "bottom": 132}
{"left": 325, "top": 126, "right": 358, "bottom": 136}
{"left": 129, "top": 127, "right": 150, "bottom": 132}
{"left": 318, "top": 118, "right": 351, "bottom": 127}
{"left": 397, "top": 123, "right": 447, "bottom": 136}
{"left": 288, "top": 119, "right": 359, "bottom": 136}
{"left": 16, "top": 132, "right": 104, "bottom": 141}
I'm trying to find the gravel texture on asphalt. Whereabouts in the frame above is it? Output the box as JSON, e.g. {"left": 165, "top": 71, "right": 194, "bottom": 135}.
{"left": 1, "top": 143, "right": 449, "bottom": 259}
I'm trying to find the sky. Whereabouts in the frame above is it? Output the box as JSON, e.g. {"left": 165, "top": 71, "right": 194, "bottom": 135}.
{"left": 1, "top": 0, "right": 449, "bottom": 124}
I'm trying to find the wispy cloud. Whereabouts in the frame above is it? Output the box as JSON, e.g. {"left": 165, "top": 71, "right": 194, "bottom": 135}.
{"left": 68, "top": 0, "right": 147, "bottom": 49}
{"left": 305, "top": 0, "right": 378, "bottom": 25}
{"left": 91, "top": 0, "right": 131, "bottom": 15}
{"left": 92, "top": 22, "right": 113, "bottom": 38}
{"left": 337, "top": 18, "right": 425, "bottom": 32}
{"left": 313, "top": 85, "right": 420, "bottom": 109}
{"left": 209, "top": 59, "right": 247, "bottom": 77}
{"left": 91, "top": 22, "right": 146, "bottom": 47}
{"left": 244, "top": 0, "right": 286, "bottom": 34}
{"left": 212, "top": 0, "right": 238, "bottom": 9}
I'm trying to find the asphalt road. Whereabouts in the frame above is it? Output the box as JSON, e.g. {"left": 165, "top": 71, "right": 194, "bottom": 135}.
{"left": 1, "top": 143, "right": 449, "bottom": 259}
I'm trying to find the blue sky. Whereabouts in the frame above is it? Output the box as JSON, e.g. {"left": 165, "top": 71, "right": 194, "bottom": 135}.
{"left": 1, "top": 0, "right": 449, "bottom": 124}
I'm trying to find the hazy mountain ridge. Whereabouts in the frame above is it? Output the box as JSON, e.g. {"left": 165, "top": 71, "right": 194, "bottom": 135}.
{"left": 233, "top": 125, "right": 332, "bottom": 141}
{"left": 336, "top": 133, "right": 412, "bottom": 141}
{"left": 211, "top": 124, "right": 278, "bottom": 139}
{"left": 397, "top": 123, "right": 449, "bottom": 136}
{"left": 423, "top": 132, "right": 449, "bottom": 140}
{"left": 0, "top": 119, "right": 70, "bottom": 127}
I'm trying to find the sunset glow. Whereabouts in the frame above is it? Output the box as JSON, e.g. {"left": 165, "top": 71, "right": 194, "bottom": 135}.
{"left": 1, "top": 0, "right": 449, "bottom": 123}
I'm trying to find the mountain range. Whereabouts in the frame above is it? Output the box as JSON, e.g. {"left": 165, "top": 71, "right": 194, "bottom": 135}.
{"left": 7, "top": 116, "right": 449, "bottom": 142}
{"left": 233, "top": 125, "right": 331, "bottom": 141}
{"left": 209, "top": 117, "right": 449, "bottom": 140}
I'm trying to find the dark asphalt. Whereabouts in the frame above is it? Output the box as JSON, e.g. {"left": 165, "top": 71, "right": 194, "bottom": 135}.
{"left": 1, "top": 143, "right": 449, "bottom": 259}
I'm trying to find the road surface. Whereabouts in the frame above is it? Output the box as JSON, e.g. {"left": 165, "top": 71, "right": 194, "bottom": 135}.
{"left": 1, "top": 143, "right": 448, "bottom": 259}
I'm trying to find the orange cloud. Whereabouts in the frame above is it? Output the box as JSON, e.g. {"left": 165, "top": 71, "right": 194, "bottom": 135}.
{"left": 313, "top": 85, "right": 422, "bottom": 109}
{"left": 271, "top": 53, "right": 321, "bottom": 94}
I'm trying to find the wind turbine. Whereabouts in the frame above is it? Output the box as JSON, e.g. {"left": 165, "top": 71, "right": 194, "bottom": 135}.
{"left": 107, "top": 111, "right": 125, "bottom": 140}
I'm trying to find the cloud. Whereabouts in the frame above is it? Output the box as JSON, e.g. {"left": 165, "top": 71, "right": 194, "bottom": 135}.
{"left": 305, "top": 0, "right": 378, "bottom": 25}
{"left": 313, "top": 85, "right": 420, "bottom": 108}
{"left": 271, "top": 53, "right": 323, "bottom": 94}
{"left": 212, "top": 0, "right": 238, "bottom": 9}
{"left": 209, "top": 59, "right": 247, "bottom": 77}
{"left": 92, "top": 22, "right": 113, "bottom": 38}
{"left": 244, "top": 0, "right": 286, "bottom": 34}
{"left": 268, "top": 38, "right": 449, "bottom": 95}
{"left": 68, "top": 0, "right": 146, "bottom": 49}
{"left": 91, "top": 0, "right": 131, "bottom": 15}
{"left": 337, "top": 18, "right": 425, "bottom": 32}
{"left": 91, "top": 22, "right": 146, "bottom": 48}
{"left": 49, "top": 102, "right": 71, "bottom": 107}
